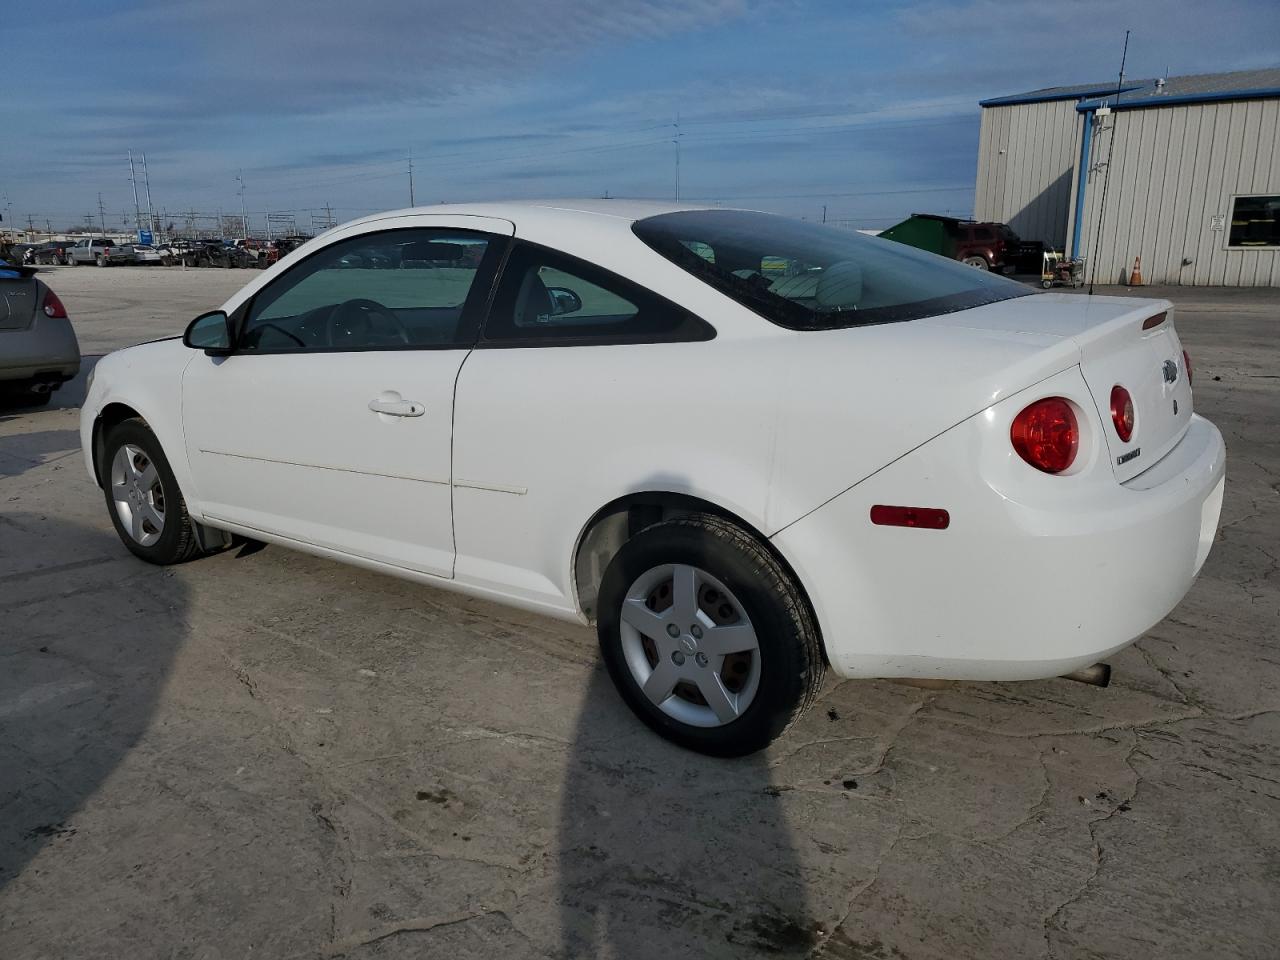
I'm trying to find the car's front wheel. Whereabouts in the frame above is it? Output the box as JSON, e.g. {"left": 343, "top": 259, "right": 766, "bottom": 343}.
{"left": 101, "top": 419, "right": 204, "bottom": 565}
{"left": 597, "top": 514, "right": 824, "bottom": 756}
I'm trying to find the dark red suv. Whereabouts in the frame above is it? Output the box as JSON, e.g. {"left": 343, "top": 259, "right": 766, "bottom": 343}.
{"left": 953, "top": 222, "right": 1021, "bottom": 272}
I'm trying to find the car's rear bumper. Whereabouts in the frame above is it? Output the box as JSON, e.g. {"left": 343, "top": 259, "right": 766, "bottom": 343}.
{"left": 0, "top": 316, "right": 81, "bottom": 383}
{"left": 772, "top": 395, "right": 1226, "bottom": 681}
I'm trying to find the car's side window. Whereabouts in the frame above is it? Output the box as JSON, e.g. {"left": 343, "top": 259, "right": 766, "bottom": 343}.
{"left": 481, "top": 242, "right": 713, "bottom": 346}
{"left": 239, "top": 229, "right": 499, "bottom": 353}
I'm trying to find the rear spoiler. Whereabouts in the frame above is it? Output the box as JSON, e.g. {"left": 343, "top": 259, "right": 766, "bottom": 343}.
{"left": 0, "top": 262, "right": 38, "bottom": 279}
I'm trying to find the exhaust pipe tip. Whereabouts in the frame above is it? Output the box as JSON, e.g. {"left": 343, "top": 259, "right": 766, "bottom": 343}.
{"left": 1061, "top": 662, "right": 1111, "bottom": 687}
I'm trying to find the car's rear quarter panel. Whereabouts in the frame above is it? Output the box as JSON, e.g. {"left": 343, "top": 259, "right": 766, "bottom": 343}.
{"left": 772, "top": 365, "right": 1226, "bottom": 680}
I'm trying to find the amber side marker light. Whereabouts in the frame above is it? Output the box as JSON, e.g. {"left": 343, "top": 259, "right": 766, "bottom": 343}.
{"left": 870, "top": 505, "right": 950, "bottom": 530}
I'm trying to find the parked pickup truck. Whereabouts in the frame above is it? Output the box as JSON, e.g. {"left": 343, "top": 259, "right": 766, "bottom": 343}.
{"left": 66, "top": 238, "right": 136, "bottom": 267}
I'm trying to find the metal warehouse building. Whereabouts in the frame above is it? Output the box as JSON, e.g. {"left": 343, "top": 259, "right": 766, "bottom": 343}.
{"left": 975, "top": 67, "right": 1280, "bottom": 285}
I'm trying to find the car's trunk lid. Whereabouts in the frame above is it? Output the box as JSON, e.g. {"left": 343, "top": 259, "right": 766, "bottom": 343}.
{"left": 0, "top": 266, "right": 40, "bottom": 331}
{"left": 918, "top": 292, "right": 1192, "bottom": 482}
{"left": 1074, "top": 301, "right": 1191, "bottom": 483}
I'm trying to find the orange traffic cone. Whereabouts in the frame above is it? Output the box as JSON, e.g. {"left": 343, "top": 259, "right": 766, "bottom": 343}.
{"left": 1129, "top": 256, "right": 1143, "bottom": 286}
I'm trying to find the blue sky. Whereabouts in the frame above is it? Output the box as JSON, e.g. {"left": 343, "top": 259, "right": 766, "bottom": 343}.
{"left": 3, "top": 0, "right": 1278, "bottom": 234}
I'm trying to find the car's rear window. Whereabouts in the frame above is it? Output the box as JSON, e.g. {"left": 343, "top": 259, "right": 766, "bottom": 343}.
{"left": 632, "top": 210, "right": 1033, "bottom": 330}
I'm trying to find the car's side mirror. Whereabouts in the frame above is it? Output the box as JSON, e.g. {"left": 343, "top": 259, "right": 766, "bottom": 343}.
{"left": 546, "top": 286, "right": 583, "bottom": 317}
{"left": 183, "top": 310, "right": 234, "bottom": 354}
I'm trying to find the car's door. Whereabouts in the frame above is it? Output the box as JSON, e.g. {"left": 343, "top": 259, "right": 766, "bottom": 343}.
{"left": 451, "top": 240, "right": 719, "bottom": 608}
{"left": 181, "top": 220, "right": 511, "bottom": 578}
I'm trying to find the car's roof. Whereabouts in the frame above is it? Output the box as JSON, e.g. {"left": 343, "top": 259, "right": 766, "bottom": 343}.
{"left": 339, "top": 199, "right": 717, "bottom": 233}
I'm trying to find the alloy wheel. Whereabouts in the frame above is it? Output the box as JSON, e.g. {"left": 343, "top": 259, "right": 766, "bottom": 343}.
{"left": 619, "top": 563, "right": 762, "bottom": 728}
{"left": 110, "top": 443, "right": 166, "bottom": 546}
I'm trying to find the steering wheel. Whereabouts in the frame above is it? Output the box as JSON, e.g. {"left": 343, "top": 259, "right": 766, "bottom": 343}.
{"left": 325, "top": 298, "right": 410, "bottom": 348}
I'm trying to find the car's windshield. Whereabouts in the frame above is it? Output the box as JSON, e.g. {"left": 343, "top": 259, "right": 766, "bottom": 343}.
{"left": 633, "top": 209, "right": 1033, "bottom": 330}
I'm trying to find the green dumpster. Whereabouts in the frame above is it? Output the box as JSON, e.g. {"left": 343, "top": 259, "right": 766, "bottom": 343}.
{"left": 879, "top": 214, "right": 961, "bottom": 259}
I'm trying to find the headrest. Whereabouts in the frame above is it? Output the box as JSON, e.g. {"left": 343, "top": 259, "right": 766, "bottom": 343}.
{"left": 815, "top": 260, "right": 863, "bottom": 309}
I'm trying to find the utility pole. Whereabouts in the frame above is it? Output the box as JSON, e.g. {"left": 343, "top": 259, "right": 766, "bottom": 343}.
{"left": 129, "top": 152, "right": 143, "bottom": 236}
{"left": 672, "top": 114, "right": 682, "bottom": 203}
{"left": 408, "top": 148, "right": 416, "bottom": 207}
{"left": 1087, "top": 29, "right": 1130, "bottom": 296}
{"left": 236, "top": 169, "right": 248, "bottom": 239}
{"left": 141, "top": 153, "right": 156, "bottom": 240}
{"left": 97, "top": 193, "right": 107, "bottom": 237}
{"left": 25, "top": 213, "right": 35, "bottom": 238}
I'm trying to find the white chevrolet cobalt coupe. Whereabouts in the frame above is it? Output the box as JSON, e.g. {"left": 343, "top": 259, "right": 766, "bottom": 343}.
{"left": 81, "top": 201, "right": 1225, "bottom": 756}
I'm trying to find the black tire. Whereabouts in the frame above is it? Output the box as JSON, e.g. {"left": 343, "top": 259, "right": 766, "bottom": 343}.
{"left": 96, "top": 255, "right": 108, "bottom": 267}
{"left": 66, "top": 256, "right": 77, "bottom": 266}
{"left": 100, "top": 418, "right": 204, "bottom": 565}
{"left": 597, "top": 514, "right": 824, "bottom": 757}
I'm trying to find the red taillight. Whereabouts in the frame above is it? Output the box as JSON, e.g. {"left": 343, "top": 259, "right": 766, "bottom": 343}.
{"left": 1011, "top": 397, "right": 1078, "bottom": 474}
{"left": 870, "top": 505, "right": 950, "bottom": 530}
{"left": 1142, "top": 311, "right": 1167, "bottom": 330}
{"left": 1183, "top": 349, "right": 1193, "bottom": 385}
{"left": 42, "top": 289, "right": 68, "bottom": 319}
{"left": 1109, "top": 385, "right": 1134, "bottom": 442}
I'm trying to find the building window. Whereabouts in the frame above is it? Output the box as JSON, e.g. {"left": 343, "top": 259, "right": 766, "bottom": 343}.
{"left": 1228, "top": 196, "right": 1280, "bottom": 248}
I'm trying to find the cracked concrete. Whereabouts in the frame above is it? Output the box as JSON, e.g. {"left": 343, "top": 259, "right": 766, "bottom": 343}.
{"left": 1, "top": 271, "right": 1277, "bottom": 958}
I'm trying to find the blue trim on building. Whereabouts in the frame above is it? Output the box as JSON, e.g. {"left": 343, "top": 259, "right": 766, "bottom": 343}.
{"left": 1070, "top": 110, "right": 1094, "bottom": 259}
{"left": 1075, "top": 86, "right": 1280, "bottom": 112}
{"left": 978, "top": 87, "right": 1129, "bottom": 108}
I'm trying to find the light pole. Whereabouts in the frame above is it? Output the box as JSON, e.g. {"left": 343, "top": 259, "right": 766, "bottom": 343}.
{"left": 236, "top": 170, "right": 248, "bottom": 240}
{"left": 672, "top": 115, "right": 682, "bottom": 203}
{"left": 129, "top": 152, "right": 143, "bottom": 238}
{"left": 142, "top": 153, "right": 157, "bottom": 241}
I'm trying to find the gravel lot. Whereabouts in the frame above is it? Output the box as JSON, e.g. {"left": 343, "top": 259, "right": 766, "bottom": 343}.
{"left": 2, "top": 266, "right": 1277, "bottom": 959}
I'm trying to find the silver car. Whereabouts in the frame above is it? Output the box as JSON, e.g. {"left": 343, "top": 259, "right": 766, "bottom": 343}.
{"left": 0, "top": 263, "right": 81, "bottom": 406}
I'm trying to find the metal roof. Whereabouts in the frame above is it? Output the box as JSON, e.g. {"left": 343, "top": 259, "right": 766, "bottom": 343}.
{"left": 980, "top": 67, "right": 1280, "bottom": 111}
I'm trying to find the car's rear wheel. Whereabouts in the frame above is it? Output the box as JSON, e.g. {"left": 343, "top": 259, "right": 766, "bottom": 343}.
{"left": 962, "top": 255, "right": 990, "bottom": 270}
{"left": 597, "top": 514, "right": 823, "bottom": 756}
{"left": 101, "top": 419, "right": 204, "bottom": 565}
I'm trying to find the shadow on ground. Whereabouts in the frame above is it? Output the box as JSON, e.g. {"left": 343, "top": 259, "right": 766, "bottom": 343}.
{"left": 0, "top": 512, "right": 188, "bottom": 889}
{"left": 0, "top": 430, "right": 82, "bottom": 478}
{"left": 557, "top": 666, "right": 816, "bottom": 957}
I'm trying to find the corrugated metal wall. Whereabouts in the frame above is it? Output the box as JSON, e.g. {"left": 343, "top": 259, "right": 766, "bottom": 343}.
{"left": 1070, "top": 98, "right": 1280, "bottom": 285}
{"left": 974, "top": 101, "right": 1078, "bottom": 247}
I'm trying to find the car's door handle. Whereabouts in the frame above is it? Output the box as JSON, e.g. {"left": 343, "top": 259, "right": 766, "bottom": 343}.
{"left": 368, "top": 398, "right": 425, "bottom": 417}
